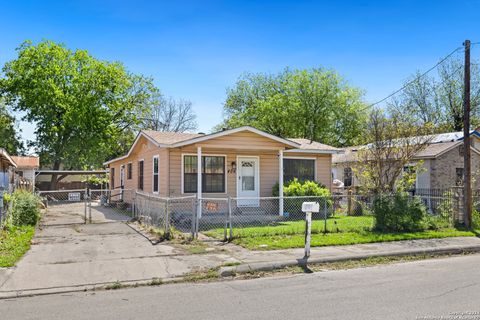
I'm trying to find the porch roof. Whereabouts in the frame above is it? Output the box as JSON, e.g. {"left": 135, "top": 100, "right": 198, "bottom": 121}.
{"left": 0, "top": 148, "right": 17, "bottom": 169}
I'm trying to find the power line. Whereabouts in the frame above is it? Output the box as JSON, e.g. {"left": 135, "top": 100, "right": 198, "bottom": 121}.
{"left": 360, "top": 46, "right": 464, "bottom": 112}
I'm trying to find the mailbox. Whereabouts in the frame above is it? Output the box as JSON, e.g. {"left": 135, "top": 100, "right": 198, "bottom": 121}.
{"left": 301, "top": 202, "right": 319, "bottom": 213}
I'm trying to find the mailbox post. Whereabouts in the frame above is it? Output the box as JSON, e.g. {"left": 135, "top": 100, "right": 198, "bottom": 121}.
{"left": 301, "top": 202, "right": 320, "bottom": 258}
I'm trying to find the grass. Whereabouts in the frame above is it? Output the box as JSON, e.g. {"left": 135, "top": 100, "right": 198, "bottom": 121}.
{"left": 0, "top": 225, "right": 35, "bottom": 267}
{"left": 204, "top": 216, "right": 476, "bottom": 250}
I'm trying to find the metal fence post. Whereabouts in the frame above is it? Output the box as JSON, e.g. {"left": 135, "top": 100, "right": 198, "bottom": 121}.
{"left": 224, "top": 196, "right": 232, "bottom": 241}
{"left": 165, "top": 199, "right": 171, "bottom": 239}
{"left": 88, "top": 189, "right": 92, "bottom": 223}
{"left": 84, "top": 188, "right": 88, "bottom": 224}
{"left": 132, "top": 191, "right": 136, "bottom": 218}
{"left": 323, "top": 197, "right": 328, "bottom": 234}
{"left": 191, "top": 198, "right": 197, "bottom": 239}
{"left": 229, "top": 197, "right": 233, "bottom": 241}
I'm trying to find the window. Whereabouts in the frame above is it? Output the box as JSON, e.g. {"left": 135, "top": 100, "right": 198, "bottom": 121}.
{"left": 120, "top": 165, "right": 125, "bottom": 187}
{"left": 138, "top": 160, "right": 144, "bottom": 190}
{"left": 456, "top": 168, "right": 464, "bottom": 186}
{"left": 344, "top": 167, "right": 353, "bottom": 187}
{"left": 110, "top": 167, "right": 115, "bottom": 188}
{"left": 127, "top": 163, "right": 132, "bottom": 180}
{"left": 153, "top": 156, "right": 159, "bottom": 193}
{"left": 183, "top": 155, "right": 225, "bottom": 193}
{"left": 283, "top": 158, "right": 315, "bottom": 182}
{"left": 459, "top": 145, "right": 464, "bottom": 157}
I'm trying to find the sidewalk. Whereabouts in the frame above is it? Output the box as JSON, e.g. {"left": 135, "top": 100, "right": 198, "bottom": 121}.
{"left": 219, "top": 236, "right": 480, "bottom": 276}
{"left": 1, "top": 203, "right": 480, "bottom": 299}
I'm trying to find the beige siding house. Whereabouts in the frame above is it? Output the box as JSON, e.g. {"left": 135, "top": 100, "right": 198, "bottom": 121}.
{"left": 333, "top": 131, "right": 480, "bottom": 190}
{"left": 105, "top": 126, "right": 340, "bottom": 207}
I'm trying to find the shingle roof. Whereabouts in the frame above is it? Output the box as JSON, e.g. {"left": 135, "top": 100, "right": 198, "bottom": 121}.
{"left": 141, "top": 130, "right": 204, "bottom": 145}
{"left": 332, "top": 141, "right": 462, "bottom": 163}
{"left": 287, "top": 138, "right": 341, "bottom": 152}
{"left": 10, "top": 156, "right": 40, "bottom": 169}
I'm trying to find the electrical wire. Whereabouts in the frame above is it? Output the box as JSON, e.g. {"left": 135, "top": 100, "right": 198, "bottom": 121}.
{"left": 360, "top": 46, "right": 464, "bottom": 112}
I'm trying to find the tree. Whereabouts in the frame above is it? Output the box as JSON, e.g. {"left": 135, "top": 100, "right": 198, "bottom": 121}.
{"left": 0, "top": 99, "right": 24, "bottom": 155}
{"left": 353, "top": 109, "right": 434, "bottom": 193}
{"left": 219, "top": 68, "right": 368, "bottom": 147}
{"left": 142, "top": 96, "right": 197, "bottom": 132}
{"left": 0, "top": 40, "right": 158, "bottom": 188}
{"left": 389, "top": 58, "right": 480, "bottom": 132}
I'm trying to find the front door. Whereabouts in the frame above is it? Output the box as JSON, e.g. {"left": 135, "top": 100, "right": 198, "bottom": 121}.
{"left": 237, "top": 157, "right": 259, "bottom": 206}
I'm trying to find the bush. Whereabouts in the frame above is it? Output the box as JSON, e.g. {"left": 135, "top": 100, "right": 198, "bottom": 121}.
{"left": 373, "top": 192, "right": 428, "bottom": 232}
{"left": 272, "top": 179, "right": 329, "bottom": 197}
{"left": 272, "top": 179, "right": 332, "bottom": 218}
{"left": 10, "top": 190, "right": 41, "bottom": 226}
{"left": 473, "top": 209, "right": 480, "bottom": 231}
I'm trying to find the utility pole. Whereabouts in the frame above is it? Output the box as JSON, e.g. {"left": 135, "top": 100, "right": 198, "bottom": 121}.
{"left": 463, "top": 39, "right": 472, "bottom": 228}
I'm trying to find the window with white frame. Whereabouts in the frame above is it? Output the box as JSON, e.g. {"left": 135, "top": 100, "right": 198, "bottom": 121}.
{"left": 183, "top": 155, "right": 225, "bottom": 193}
{"left": 153, "top": 156, "right": 159, "bottom": 193}
{"left": 283, "top": 158, "right": 315, "bottom": 182}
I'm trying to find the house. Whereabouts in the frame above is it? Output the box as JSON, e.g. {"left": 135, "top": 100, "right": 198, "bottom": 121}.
{"left": 0, "top": 148, "right": 17, "bottom": 193}
{"left": 332, "top": 131, "right": 480, "bottom": 191}
{"left": 104, "top": 126, "right": 340, "bottom": 214}
{"left": 11, "top": 156, "right": 39, "bottom": 188}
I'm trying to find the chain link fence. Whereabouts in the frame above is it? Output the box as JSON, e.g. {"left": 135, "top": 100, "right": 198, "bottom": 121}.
{"left": 31, "top": 188, "right": 462, "bottom": 241}
{"left": 36, "top": 189, "right": 136, "bottom": 224}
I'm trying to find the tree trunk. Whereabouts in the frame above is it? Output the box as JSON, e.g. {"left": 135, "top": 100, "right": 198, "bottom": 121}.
{"left": 49, "top": 160, "right": 61, "bottom": 190}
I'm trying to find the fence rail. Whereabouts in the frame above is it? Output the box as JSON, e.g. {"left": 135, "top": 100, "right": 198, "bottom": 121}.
{"left": 127, "top": 189, "right": 462, "bottom": 241}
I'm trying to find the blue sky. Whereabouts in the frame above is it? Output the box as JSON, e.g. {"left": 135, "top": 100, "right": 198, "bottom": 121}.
{"left": 1, "top": 0, "right": 480, "bottom": 143}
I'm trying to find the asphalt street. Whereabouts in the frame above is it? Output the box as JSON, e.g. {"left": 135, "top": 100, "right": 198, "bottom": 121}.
{"left": 2, "top": 254, "right": 480, "bottom": 320}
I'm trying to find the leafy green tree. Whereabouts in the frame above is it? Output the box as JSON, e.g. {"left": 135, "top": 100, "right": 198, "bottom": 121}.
{"left": 219, "top": 68, "right": 368, "bottom": 147}
{"left": 0, "top": 40, "right": 158, "bottom": 188}
{"left": 0, "top": 99, "right": 24, "bottom": 155}
{"left": 389, "top": 58, "right": 480, "bottom": 132}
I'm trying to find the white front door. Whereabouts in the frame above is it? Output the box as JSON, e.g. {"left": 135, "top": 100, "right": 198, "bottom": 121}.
{"left": 237, "top": 157, "right": 259, "bottom": 206}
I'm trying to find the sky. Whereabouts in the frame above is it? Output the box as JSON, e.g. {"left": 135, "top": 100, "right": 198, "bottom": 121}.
{"left": 2, "top": 0, "right": 480, "bottom": 145}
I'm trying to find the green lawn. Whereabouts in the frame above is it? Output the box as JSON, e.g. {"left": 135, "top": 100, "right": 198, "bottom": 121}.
{"left": 204, "top": 216, "right": 476, "bottom": 250}
{"left": 0, "top": 226, "right": 35, "bottom": 267}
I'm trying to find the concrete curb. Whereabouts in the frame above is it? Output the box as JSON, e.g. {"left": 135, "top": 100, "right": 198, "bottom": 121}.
{"left": 218, "top": 244, "right": 480, "bottom": 277}
{"left": 0, "top": 276, "right": 184, "bottom": 300}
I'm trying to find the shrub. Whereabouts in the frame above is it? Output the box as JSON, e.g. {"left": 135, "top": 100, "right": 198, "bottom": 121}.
{"left": 273, "top": 179, "right": 332, "bottom": 218}
{"left": 373, "top": 192, "right": 428, "bottom": 232}
{"left": 272, "top": 179, "right": 329, "bottom": 197}
{"left": 10, "top": 190, "right": 41, "bottom": 226}
{"left": 473, "top": 209, "right": 480, "bottom": 231}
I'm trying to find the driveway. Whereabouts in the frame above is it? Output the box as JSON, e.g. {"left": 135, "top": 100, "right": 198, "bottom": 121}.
{"left": 0, "top": 203, "right": 232, "bottom": 296}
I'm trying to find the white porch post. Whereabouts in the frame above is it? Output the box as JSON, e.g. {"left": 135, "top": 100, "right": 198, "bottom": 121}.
{"left": 197, "top": 146, "right": 202, "bottom": 218}
{"left": 279, "top": 149, "right": 284, "bottom": 216}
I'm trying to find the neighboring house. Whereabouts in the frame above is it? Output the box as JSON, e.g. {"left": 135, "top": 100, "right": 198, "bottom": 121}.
{"left": 0, "top": 148, "right": 17, "bottom": 193}
{"left": 332, "top": 131, "right": 480, "bottom": 190}
{"left": 11, "top": 156, "right": 39, "bottom": 188}
{"left": 104, "top": 126, "right": 340, "bottom": 211}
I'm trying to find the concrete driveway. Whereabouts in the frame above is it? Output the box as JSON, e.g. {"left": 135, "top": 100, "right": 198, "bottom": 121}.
{"left": 0, "top": 203, "right": 231, "bottom": 297}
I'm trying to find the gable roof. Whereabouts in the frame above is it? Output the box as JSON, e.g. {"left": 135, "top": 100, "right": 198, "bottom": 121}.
{"left": 167, "top": 126, "right": 301, "bottom": 148}
{"left": 11, "top": 156, "right": 39, "bottom": 169}
{"left": 286, "top": 138, "right": 341, "bottom": 154}
{"left": 142, "top": 131, "right": 203, "bottom": 145}
{"left": 104, "top": 126, "right": 340, "bottom": 165}
{"left": 333, "top": 133, "right": 480, "bottom": 164}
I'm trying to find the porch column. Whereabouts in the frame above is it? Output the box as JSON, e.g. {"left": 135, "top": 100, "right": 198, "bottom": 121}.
{"left": 197, "top": 146, "right": 202, "bottom": 218}
{"left": 279, "top": 149, "right": 284, "bottom": 216}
